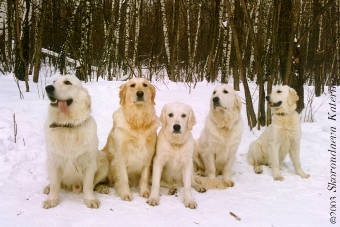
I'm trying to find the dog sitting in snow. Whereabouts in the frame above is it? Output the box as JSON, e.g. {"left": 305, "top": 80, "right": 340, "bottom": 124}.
{"left": 147, "top": 103, "right": 205, "bottom": 209}
{"left": 42, "top": 75, "right": 108, "bottom": 209}
{"left": 247, "top": 85, "right": 310, "bottom": 181}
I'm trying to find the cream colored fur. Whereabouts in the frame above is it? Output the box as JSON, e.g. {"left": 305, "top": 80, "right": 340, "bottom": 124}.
{"left": 194, "top": 84, "right": 243, "bottom": 189}
{"left": 147, "top": 103, "right": 205, "bottom": 209}
{"left": 103, "top": 78, "right": 158, "bottom": 201}
{"left": 247, "top": 85, "right": 310, "bottom": 181}
{"left": 43, "top": 75, "right": 108, "bottom": 209}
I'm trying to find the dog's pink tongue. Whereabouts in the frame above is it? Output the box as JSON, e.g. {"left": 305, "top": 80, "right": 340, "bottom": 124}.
{"left": 58, "top": 101, "right": 69, "bottom": 114}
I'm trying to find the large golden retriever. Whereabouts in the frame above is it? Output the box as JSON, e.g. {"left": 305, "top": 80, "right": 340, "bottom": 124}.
{"left": 43, "top": 76, "right": 108, "bottom": 209}
{"left": 147, "top": 103, "right": 205, "bottom": 209}
{"left": 194, "top": 84, "right": 243, "bottom": 189}
{"left": 103, "top": 78, "right": 158, "bottom": 201}
{"left": 247, "top": 85, "right": 310, "bottom": 181}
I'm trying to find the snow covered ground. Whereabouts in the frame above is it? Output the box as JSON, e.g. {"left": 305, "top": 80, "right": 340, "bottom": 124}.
{"left": 0, "top": 71, "right": 339, "bottom": 227}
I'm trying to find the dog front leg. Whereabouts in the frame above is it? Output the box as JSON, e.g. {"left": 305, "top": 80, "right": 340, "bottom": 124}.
{"left": 43, "top": 165, "right": 61, "bottom": 209}
{"left": 202, "top": 152, "right": 216, "bottom": 179}
{"left": 289, "top": 140, "right": 310, "bottom": 179}
{"left": 83, "top": 166, "right": 99, "bottom": 208}
{"left": 222, "top": 149, "right": 237, "bottom": 187}
{"left": 182, "top": 163, "right": 197, "bottom": 209}
{"left": 147, "top": 158, "right": 164, "bottom": 206}
{"left": 112, "top": 159, "right": 132, "bottom": 201}
{"left": 269, "top": 143, "right": 284, "bottom": 181}
{"left": 140, "top": 165, "right": 151, "bottom": 198}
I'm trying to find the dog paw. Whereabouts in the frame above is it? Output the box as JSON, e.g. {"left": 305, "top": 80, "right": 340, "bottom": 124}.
{"left": 140, "top": 190, "right": 150, "bottom": 198}
{"left": 274, "top": 175, "right": 284, "bottom": 181}
{"left": 299, "top": 173, "right": 310, "bottom": 179}
{"left": 223, "top": 180, "right": 234, "bottom": 188}
{"left": 168, "top": 187, "right": 177, "bottom": 195}
{"left": 43, "top": 185, "right": 50, "bottom": 194}
{"left": 184, "top": 199, "right": 197, "bottom": 209}
{"left": 147, "top": 197, "right": 159, "bottom": 206}
{"left": 194, "top": 186, "right": 206, "bottom": 193}
{"left": 42, "top": 199, "right": 58, "bottom": 209}
{"left": 121, "top": 194, "right": 133, "bottom": 201}
{"left": 95, "top": 184, "right": 110, "bottom": 194}
{"left": 84, "top": 198, "right": 100, "bottom": 208}
{"left": 254, "top": 166, "right": 263, "bottom": 174}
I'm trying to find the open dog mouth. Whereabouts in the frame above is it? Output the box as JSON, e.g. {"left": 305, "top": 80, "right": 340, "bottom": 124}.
{"left": 268, "top": 101, "right": 282, "bottom": 107}
{"left": 48, "top": 96, "right": 73, "bottom": 113}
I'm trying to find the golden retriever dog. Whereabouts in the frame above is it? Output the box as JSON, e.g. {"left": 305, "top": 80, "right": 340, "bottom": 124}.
{"left": 194, "top": 84, "right": 243, "bottom": 189}
{"left": 103, "top": 78, "right": 158, "bottom": 201}
{"left": 147, "top": 103, "right": 205, "bottom": 209}
{"left": 247, "top": 85, "right": 310, "bottom": 181}
{"left": 43, "top": 76, "right": 108, "bottom": 209}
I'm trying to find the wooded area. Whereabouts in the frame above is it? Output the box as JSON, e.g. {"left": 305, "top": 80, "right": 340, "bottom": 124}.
{"left": 0, "top": 0, "right": 339, "bottom": 129}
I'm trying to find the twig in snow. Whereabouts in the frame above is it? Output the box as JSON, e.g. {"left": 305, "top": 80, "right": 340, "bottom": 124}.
{"left": 229, "top": 211, "right": 241, "bottom": 221}
{"left": 13, "top": 113, "right": 17, "bottom": 143}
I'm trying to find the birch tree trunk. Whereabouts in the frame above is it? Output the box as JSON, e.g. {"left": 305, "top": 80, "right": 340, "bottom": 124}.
{"left": 124, "top": 0, "right": 131, "bottom": 68}
{"left": 192, "top": 2, "right": 201, "bottom": 75}
{"left": 114, "top": 0, "right": 122, "bottom": 73}
{"left": 159, "top": 0, "right": 172, "bottom": 80}
{"left": 185, "top": 0, "right": 192, "bottom": 79}
{"left": 132, "top": 0, "right": 141, "bottom": 75}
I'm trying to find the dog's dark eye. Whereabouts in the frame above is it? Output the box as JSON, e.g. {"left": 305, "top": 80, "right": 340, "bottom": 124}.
{"left": 213, "top": 91, "right": 216, "bottom": 95}
{"left": 277, "top": 90, "right": 282, "bottom": 93}
{"left": 130, "top": 84, "right": 136, "bottom": 88}
{"left": 168, "top": 113, "right": 173, "bottom": 118}
{"left": 181, "top": 114, "right": 186, "bottom": 118}
{"left": 64, "top": 80, "right": 72, "bottom": 85}
{"left": 223, "top": 90, "right": 228, "bottom": 94}
{"left": 143, "top": 83, "right": 148, "bottom": 87}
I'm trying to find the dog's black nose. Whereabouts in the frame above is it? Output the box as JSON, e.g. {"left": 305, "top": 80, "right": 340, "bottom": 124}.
{"left": 45, "top": 85, "right": 54, "bottom": 94}
{"left": 173, "top": 124, "right": 181, "bottom": 132}
{"left": 137, "top": 91, "right": 144, "bottom": 98}
{"left": 265, "top": 96, "right": 270, "bottom": 101}
{"left": 213, "top": 97, "right": 219, "bottom": 103}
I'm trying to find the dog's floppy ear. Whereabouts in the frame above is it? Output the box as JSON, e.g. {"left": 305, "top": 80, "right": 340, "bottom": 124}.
{"left": 234, "top": 93, "right": 242, "bottom": 112}
{"left": 187, "top": 108, "right": 196, "bottom": 130}
{"left": 119, "top": 83, "right": 127, "bottom": 106}
{"left": 160, "top": 105, "right": 168, "bottom": 128}
{"left": 149, "top": 82, "right": 156, "bottom": 105}
{"left": 288, "top": 87, "right": 299, "bottom": 106}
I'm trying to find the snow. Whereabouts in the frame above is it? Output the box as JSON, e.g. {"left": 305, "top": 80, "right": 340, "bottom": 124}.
{"left": 0, "top": 71, "right": 339, "bottom": 227}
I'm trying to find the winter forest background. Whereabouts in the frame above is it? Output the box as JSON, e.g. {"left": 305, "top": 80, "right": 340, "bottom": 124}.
{"left": 0, "top": 0, "right": 339, "bottom": 130}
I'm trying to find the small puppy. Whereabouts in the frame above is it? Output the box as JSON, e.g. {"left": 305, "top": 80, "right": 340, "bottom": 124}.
{"left": 103, "top": 78, "right": 158, "bottom": 201}
{"left": 43, "top": 76, "right": 108, "bottom": 209}
{"left": 194, "top": 84, "right": 243, "bottom": 189}
{"left": 247, "top": 85, "right": 310, "bottom": 181}
{"left": 147, "top": 103, "right": 203, "bottom": 209}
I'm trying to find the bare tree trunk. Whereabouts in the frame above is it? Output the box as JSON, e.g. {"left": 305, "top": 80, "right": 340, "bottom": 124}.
{"left": 160, "top": 0, "right": 172, "bottom": 80}
{"left": 192, "top": 2, "right": 202, "bottom": 76}
{"left": 240, "top": 0, "right": 265, "bottom": 128}
{"left": 185, "top": 0, "right": 192, "bottom": 80}
{"left": 225, "top": 0, "right": 257, "bottom": 129}
{"left": 124, "top": 0, "right": 131, "bottom": 72}
{"left": 114, "top": 0, "right": 123, "bottom": 74}
{"left": 284, "top": 0, "right": 300, "bottom": 85}
{"left": 33, "top": 0, "right": 46, "bottom": 83}
{"left": 132, "top": 0, "right": 141, "bottom": 75}
{"left": 14, "top": 0, "right": 30, "bottom": 92}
